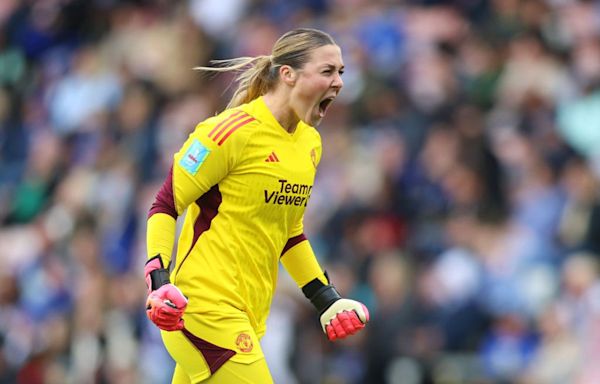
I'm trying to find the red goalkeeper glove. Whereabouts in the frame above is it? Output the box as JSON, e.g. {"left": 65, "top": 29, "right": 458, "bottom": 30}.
{"left": 320, "top": 298, "right": 369, "bottom": 341}
{"left": 302, "top": 274, "right": 369, "bottom": 341}
{"left": 144, "top": 256, "right": 188, "bottom": 331}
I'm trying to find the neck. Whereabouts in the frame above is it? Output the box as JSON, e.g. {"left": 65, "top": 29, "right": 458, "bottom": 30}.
{"left": 262, "top": 91, "right": 299, "bottom": 133}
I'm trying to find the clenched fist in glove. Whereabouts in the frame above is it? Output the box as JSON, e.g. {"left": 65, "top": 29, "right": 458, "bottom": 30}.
{"left": 302, "top": 275, "right": 369, "bottom": 341}
{"left": 145, "top": 256, "right": 188, "bottom": 331}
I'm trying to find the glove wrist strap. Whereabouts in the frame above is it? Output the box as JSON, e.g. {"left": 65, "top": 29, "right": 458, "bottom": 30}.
{"left": 302, "top": 272, "right": 341, "bottom": 314}
{"left": 146, "top": 255, "right": 171, "bottom": 291}
{"left": 149, "top": 268, "right": 171, "bottom": 291}
{"left": 309, "top": 285, "right": 342, "bottom": 314}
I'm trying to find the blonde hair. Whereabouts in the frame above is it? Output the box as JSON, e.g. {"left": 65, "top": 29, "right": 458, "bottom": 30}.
{"left": 194, "top": 28, "right": 336, "bottom": 109}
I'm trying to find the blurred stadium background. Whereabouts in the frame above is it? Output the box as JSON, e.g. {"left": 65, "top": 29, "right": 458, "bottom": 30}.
{"left": 2, "top": 0, "right": 600, "bottom": 383}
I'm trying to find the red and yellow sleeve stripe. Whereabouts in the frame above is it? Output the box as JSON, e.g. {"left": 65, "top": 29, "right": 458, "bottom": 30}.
{"left": 208, "top": 111, "right": 255, "bottom": 146}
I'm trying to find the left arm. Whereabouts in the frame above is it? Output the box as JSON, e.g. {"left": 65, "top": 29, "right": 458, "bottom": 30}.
{"left": 280, "top": 236, "right": 369, "bottom": 341}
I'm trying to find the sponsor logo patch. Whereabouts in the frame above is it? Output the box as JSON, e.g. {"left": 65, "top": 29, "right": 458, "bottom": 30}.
{"left": 180, "top": 139, "right": 210, "bottom": 175}
{"left": 235, "top": 333, "right": 253, "bottom": 352}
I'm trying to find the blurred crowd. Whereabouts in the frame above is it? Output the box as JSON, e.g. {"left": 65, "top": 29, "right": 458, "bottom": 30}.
{"left": 1, "top": 0, "right": 600, "bottom": 383}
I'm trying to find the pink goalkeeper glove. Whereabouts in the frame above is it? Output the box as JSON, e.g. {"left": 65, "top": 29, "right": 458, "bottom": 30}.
{"left": 320, "top": 299, "right": 370, "bottom": 341}
{"left": 144, "top": 256, "right": 188, "bottom": 331}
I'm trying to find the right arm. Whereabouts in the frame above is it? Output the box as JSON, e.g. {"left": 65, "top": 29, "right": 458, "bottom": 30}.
{"left": 144, "top": 111, "right": 253, "bottom": 331}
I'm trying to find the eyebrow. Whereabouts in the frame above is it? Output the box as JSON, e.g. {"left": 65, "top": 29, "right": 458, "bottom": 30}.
{"left": 322, "top": 63, "right": 345, "bottom": 71}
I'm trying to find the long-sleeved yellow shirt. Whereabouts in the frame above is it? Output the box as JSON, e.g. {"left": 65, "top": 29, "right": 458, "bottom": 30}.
{"left": 147, "top": 96, "right": 326, "bottom": 337}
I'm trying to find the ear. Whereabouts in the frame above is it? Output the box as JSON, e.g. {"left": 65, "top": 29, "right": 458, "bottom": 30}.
{"left": 280, "top": 65, "right": 297, "bottom": 86}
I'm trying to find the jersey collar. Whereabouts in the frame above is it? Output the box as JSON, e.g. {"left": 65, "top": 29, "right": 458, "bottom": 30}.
{"left": 248, "top": 96, "right": 313, "bottom": 138}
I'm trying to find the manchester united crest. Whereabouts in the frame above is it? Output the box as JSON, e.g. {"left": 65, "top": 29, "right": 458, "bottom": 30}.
{"left": 235, "top": 333, "right": 253, "bottom": 352}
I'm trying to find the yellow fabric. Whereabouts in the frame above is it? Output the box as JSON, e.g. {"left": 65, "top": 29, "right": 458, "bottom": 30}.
{"left": 148, "top": 96, "right": 322, "bottom": 337}
{"left": 146, "top": 213, "right": 177, "bottom": 266}
{"left": 204, "top": 359, "right": 273, "bottom": 384}
{"left": 280, "top": 240, "right": 328, "bottom": 288}
{"left": 162, "top": 312, "right": 267, "bottom": 383}
{"left": 171, "top": 356, "right": 272, "bottom": 384}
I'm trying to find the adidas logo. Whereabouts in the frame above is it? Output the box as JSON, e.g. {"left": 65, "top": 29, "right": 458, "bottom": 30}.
{"left": 265, "top": 151, "right": 280, "bottom": 162}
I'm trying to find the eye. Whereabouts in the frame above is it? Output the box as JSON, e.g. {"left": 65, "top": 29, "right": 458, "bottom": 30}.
{"left": 339, "top": 69, "right": 344, "bottom": 75}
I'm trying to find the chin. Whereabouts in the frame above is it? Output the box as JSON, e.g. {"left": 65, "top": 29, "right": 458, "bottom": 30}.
{"left": 306, "top": 115, "right": 323, "bottom": 127}
{"left": 312, "top": 118, "right": 323, "bottom": 127}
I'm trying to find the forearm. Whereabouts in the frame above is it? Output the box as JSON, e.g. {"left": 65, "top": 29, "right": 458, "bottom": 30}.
{"left": 280, "top": 238, "right": 328, "bottom": 288}
{"left": 281, "top": 235, "right": 369, "bottom": 341}
{"left": 280, "top": 238, "right": 342, "bottom": 314}
{"left": 146, "top": 213, "right": 177, "bottom": 266}
{"left": 147, "top": 166, "right": 180, "bottom": 265}
{"left": 145, "top": 212, "right": 186, "bottom": 332}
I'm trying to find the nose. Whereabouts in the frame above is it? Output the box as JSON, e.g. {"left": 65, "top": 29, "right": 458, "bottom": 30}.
{"left": 332, "top": 72, "right": 343, "bottom": 90}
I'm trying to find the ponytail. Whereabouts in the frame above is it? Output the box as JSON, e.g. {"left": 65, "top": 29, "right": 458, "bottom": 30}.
{"left": 194, "top": 55, "right": 277, "bottom": 109}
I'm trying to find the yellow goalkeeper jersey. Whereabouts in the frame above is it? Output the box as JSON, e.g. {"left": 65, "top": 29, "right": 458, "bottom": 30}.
{"left": 147, "top": 97, "right": 322, "bottom": 336}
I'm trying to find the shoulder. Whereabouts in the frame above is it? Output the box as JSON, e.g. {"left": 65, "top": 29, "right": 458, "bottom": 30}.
{"left": 194, "top": 107, "right": 261, "bottom": 148}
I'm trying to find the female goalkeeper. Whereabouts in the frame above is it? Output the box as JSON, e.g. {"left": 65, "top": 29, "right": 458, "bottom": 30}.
{"left": 144, "top": 27, "right": 369, "bottom": 384}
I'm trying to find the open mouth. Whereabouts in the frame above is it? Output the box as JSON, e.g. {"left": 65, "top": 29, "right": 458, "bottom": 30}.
{"left": 318, "top": 97, "right": 335, "bottom": 117}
